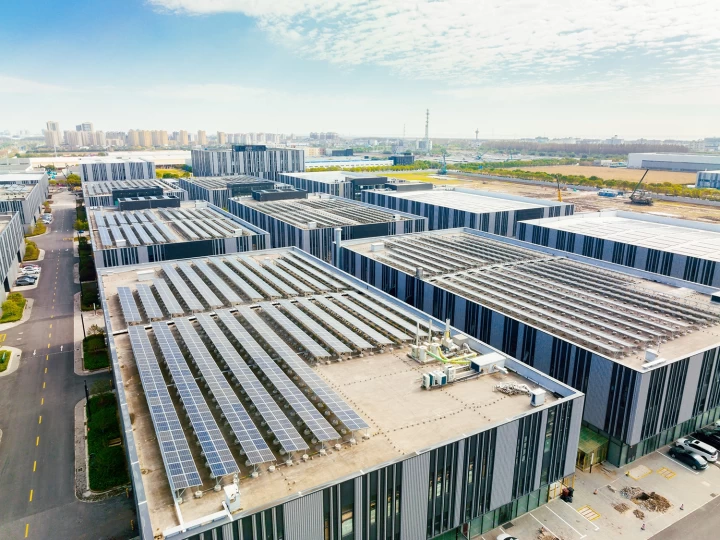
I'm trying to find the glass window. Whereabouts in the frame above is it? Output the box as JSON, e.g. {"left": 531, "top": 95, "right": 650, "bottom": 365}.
{"left": 340, "top": 480, "right": 354, "bottom": 540}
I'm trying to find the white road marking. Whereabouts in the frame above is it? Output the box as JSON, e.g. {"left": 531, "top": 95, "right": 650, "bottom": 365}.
{"left": 562, "top": 500, "right": 600, "bottom": 531}
{"left": 656, "top": 450, "right": 700, "bottom": 475}
{"left": 544, "top": 504, "right": 587, "bottom": 539}
{"left": 529, "top": 510, "right": 574, "bottom": 540}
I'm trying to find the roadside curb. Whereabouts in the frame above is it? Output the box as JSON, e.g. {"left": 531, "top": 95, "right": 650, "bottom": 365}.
{"left": 23, "top": 248, "right": 45, "bottom": 263}
{"left": 73, "top": 292, "right": 107, "bottom": 376}
{"left": 0, "top": 298, "right": 34, "bottom": 332}
{"left": 0, "top": 346, "right": 23, "bottom": 378}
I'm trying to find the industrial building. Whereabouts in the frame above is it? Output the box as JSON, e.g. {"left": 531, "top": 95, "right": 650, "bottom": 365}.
{"left": 305, "top": 158, "right": 394, "bottom": 169}
{"left": 696, "top": 170, "right": 720, "bottom": 189}
{"left": 88, "top": 201, "right": 268, "bottom": 268}
{"left": 518, "top": 210, "right": 720, "bottom": 288}
{"left": 337, "top": 228, "right": 720, "bottom": 467}
{"left": 0, "top": 182, "right": 49, "bottom": 229}
{"left": 390, "top": 154, "right": 415, "bottom": 166}
{"left": 276, "top": 171, "right": 389, "bottom": 200}
{"left": 362, "top": 186, "right": 574, "bottom": 236}
{"left": 77, "top": 156, "right": 156, "bottom": 182}
{"left": 191, "top": 145, "right": 305, "bottom": 179}
{"left": 98, "top": 247, "right": 582, "bottom": 540}
{"left": 0, "top": 212, "right": 28, "bottom": 301}
{"left": 228, "top": 193, "right": 427, "bottom": 261}
{"left": 628, "top": 152, "right": 720, "bottom": 172}
{"left": 82, "top": 179, "right": 187, "bottom": 207}
{"left": 0, "top": 171, "right": 49, "bottom": 187}
{"left": 178, "top": 175, "right": 276, "bottom": 208}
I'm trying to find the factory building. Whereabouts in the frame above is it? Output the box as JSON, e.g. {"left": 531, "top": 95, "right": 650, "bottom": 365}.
{"left": 88, "top": 201, "right": 268, "bottom": 268}
{"left": 696, "top": 170, "right": 720, "bottom": 189}
{"left": 276, "top": 171, "right": 389, "bottom": 200}
{"left": 178, "top": 175, "right": 276, "bottom": 208}
{"left": 362, "top": 186, "right": 574, "bottom": 236}
{"left": 191, "top": 145, "right": 305, "bottom": 179}
{"left": 518, "top": 210, "right": 720, "bottom": 288}
{"left": 628, "top": 152, "right": 720, "bottom": 172}
{"left": 0, "top": 182, "right": 49, "bottom": 229}
{"left": 0, "top": 212, "right": 28, "bottom": 301}
{"left": 98, "top": 247, "right": 582, "bottom": 540}
{"left": 0, "top": 171, "right": 49, "bottom": 187}
{"left": 82, "top": 179, "right": 187, "bottom": 207}
{"left": 77, "top": 156, "right": 156, "bottom": 182}
{"left": 228, "top": 192, "right": 427, "bottom": 261}
{"left": 337, "top": 228, "right": 720, "bottom": 467}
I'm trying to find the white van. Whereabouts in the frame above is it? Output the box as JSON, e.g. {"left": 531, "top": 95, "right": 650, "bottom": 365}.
{"left": 676, "top": 437, "right": 718, "bottom": 463}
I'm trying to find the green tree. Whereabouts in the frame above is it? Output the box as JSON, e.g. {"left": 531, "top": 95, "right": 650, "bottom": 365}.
{"left": 66, "top": 173, "right": 81, "bottom": 188}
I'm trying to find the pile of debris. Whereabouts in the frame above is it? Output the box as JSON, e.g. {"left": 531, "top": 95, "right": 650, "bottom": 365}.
{"left": 633, "top": 509, "right": 645, "bottom": 520}
{"left": 613, "top": 502, "right": 630, "bottom": 513}
{"left": 620, "top": 486, "right": 671, "bottom": 513}
{"left": 620, "top": 486, "right": 643, "bottom": 499}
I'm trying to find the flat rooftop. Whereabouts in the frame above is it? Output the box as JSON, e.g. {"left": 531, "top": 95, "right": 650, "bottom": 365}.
{"left": 0, "top": 183, "right": 34, "bottom": 199}
{"left": 523, "top": 210, "right": 720, "bottom": 262}
{"left": 345, "top": 230, "right": 720, "bottom": 367}
{"left": 89, "top": 202, "right": 258, "bottom": 248}
{"left": 365, "top": 186, "right": 555, "bottom": 212}
{"left": 0, "top": 172, "right": 45, "bottom": 182}
{"left": 78, "top": 156, "right": 153, "bottom": 164}
{"left": 100, "top": 250, "right": 559, "bottom": 534}
{"left": 183, "top": 175, "right": 274, "bottom": 190}
{"left": 233, "top": 193, "right": 416, "bottom": 229}
{"left": 278, "top": 171, "right": 372, "bottom": 184}
{"left": 83, "top": 179, "right": 181, "bottom": 197}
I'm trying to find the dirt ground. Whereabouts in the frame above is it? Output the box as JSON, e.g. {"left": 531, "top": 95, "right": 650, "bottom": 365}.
{"left": 515, "top": 165, "right": 697, "bottom": 185}
{"left": 383, "top": 170, "right": 720, "bottom": 223}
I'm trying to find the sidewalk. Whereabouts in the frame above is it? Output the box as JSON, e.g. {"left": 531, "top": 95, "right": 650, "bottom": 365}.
{"left": 73, "top": 292, "right": 107, "bottom": 375}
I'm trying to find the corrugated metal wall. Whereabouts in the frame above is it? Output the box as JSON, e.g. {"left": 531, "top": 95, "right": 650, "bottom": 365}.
{"left": 490, "top": 420, "right": 519, "bottom": 509}
{"left": 399, "top": 452, "right": 431, "bottom": 540}
{"left": 283, "top": 490, "right": 324, "bottom": 540}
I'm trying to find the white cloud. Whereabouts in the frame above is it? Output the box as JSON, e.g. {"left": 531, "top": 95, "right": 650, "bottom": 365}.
{"left": 0, "top": 76, "right": 75, "bottom": 94}
{"left": 148, "top": 0, "right": 720, "bottom": 86}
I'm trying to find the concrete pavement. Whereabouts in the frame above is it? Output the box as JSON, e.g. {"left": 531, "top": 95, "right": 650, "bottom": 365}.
{"left": 0, "top": 191, "right": 135, "bottom": 539}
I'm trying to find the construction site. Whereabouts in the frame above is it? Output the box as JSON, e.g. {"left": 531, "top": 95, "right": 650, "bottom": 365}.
{"left": 98, "top": 247, "right": 582, "bottom": 539}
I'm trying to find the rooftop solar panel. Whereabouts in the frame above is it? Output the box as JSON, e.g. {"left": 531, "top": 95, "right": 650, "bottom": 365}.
{"left": 176, "top": 262, "right": 224, "bottom": 308}
{"left": 144, "top": 222, "right": 166, "bottom": 244}
{"left": 191, "top": 260, "right": 242, "bottom": 305}
{"left": 238, "top": 307, "right": 368, "bottom": 432}
{"left": 209, "top": 258, "right": 263, "bottom": 301}
{"left": 254, "top": 260, "right": 313, "bottom": 295}
{"left": 151, "top": 323, "right": 239, "bottom": 478}
{"left": 125, "top": 212, "right": 137, "bottom": 224}
{"left": 115, "top": 213, "right": 128, "bottom": 225}
{"left": 330, "top": 293, "right": 412, "bottom": 342}
{"left": 238, "top": 256, "right": 298, "bottom": 296}
{"left": 274, "top": 259, "right": 330, "bottom": 291}
{"left": 109, "top": 225, "right": 125, "bottom": 246}
{"left": 218, "top": 310, "right": 340, "bottom": 443}
{"left": 294, "top": 297, "right": 374, "bottom": 350}
{"left": 117, "top": 286, "right": 142, "bottom": 323}
{"left": 345, "top": 291, "right": 440, "bottom": 334}
{"left": 259, "top": 302, "right": 331, "bottom": 359}
{"left": 282, "top": 253, "right": 348, "bottom": 289}
{"left": 98, "top": 227, "right": 113, "bottom": 248}
{"left": 152, "top": 278, "right": 185, "bottom": 316}
{"left": 161, "top": 264, "right": 204, "bottom": 311}
{"left": 94, "top": 211, "right": 105, "bottom": 227}
{"left": 173, "top": 318, "right": 275, "bottom": 464}
{"left": 132, "top": 223, "right": 153, "bottom": 245}
{"left": 104, "top": 213, "right": 117, "bottom": 226}
{"left": 136, "top": 283, "right": 164, "bottom": 319}
{"left": 311, "top": 296, "right": 393, "bottom": 345}
{"left": 173, "top": 219, "right": 201, "bottom": 240}
{"left": 121, "top": 224, "right": 141, "bottom": 246}
{"left": 225, "top": 257, "right": 281, "bottom": 298}
{"left": 277, "top": 300, "right": 352, "bottom": 355}
{"left": 127, "top": 326, "right": 202, "bottom": 491}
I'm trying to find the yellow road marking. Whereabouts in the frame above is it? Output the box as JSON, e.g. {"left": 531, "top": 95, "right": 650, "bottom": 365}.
{"left": 48, "top": 333, "right": 51, "bottom": 338}
{"left": 0, "top": 333, "right": 5, "bottom": 342}
{"left": 657, "top": 466, "right": 676, "bottom": 479}
{"left": 42, "top": 382, "right": 45, "bottom": 389}
{"left": 40, "top": 397, "right": 44, "bottom": 405}
{"left": 47, "top": 344, "right": 50, "bottom": 349}
{"left": 29, "top": 490, "right": 33, "bottom": 502}
{"left": 25, "top": 524, "right": 29, "bottom": 537}
{"left": 36, "top": 436, "right": 39, "bottom": 446}
{"left": 44, "top": 367, "right": 47, "bottom": 373}
{"left": 578, "top": 505, "right": 600, "bottom": 521}
{"left": 49, "top": 324, "right": 52, "bottom": 329}
{"left": 38, "top": 416, "right": 42, "bottom": 424}
{"left": 45, "top": 354, "right": 48, "bottom": 360}
{"left": 33, "top": 461, "right": 36, "bottom": 472}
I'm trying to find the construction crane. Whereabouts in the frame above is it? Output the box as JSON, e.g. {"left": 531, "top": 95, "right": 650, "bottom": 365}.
{"left": 555, "top": 174, "right": 562, "bottom": 202}
{"left": 630, "top": 169, "right": 654, "bottom": 205}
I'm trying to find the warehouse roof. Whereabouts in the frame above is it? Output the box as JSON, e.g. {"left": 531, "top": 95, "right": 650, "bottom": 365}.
{"left": 278, "top": 171, "right": 385, "bottom": 184}
{"left": 182, "top": 175, "right": 274, "bottom": 190}
{"left": 365, "top": 186, "right": 568, "bottom": 212}
{"left": 343, "top": 229, "right": 720, "bottom": 367}
{"left": 0, "top": 183, "right": 35, "bottom": 199}
{"left": 522, "top": 210, "right": 720, "bottom": 262}
{"left": 89, "top": 201, "right": 262, "bottom": 248}
{"left": 82, "top": 178, "right": 182, "bottom": 197}
{"left": 232, "top": 193, "right": 419, "bottom": 228}
{"left": 0, "top": 172, "right": 46, "bottom": 183}
{"left": 99, "top": 248, "right": 567, "bottom": 535}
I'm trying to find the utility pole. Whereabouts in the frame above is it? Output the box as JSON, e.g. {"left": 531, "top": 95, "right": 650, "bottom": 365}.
{"left": 424, "top": 109, "right": 430, "bottom": 156}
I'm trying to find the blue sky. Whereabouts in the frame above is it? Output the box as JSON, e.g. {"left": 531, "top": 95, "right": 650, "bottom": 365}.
{"left": 2, "top": 0, "right": 720, "bottom": 139}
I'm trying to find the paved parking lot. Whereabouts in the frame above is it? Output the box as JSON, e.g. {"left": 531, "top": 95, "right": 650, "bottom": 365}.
{"left": 484, "top": 441, "right": 720, "bottom": 539}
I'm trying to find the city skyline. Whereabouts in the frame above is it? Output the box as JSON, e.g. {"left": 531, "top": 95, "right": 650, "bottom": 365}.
{"left": 2, "top": 1, "right": 720, "bottom": 139}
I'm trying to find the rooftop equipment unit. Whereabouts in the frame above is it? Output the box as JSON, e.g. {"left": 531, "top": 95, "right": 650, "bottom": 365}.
{"left": 530, "top": 388, "right": 546, "bottom": 407}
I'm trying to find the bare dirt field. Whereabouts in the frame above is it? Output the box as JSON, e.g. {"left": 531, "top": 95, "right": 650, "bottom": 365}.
{"left": 383, "top": 170, "right": 720, "bottom": 223}
{"left": 515, "top": 165, "right": 697, "bottom": 185}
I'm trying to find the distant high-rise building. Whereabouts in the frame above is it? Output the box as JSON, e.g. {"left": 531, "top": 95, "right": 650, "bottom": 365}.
{"left": 106, "top": 131, "right": 127, "bottom": 142}
{"left": 217, "top": 131, "right": 227, "bottom": 146}
{"left": 64, "top": 130, "right": 83, "bottom": 149}
{"left": 179, "top": 130, "right": 189, "bottom": 145}
{"left": 152, "top": 130, "right": 168, "bottom": 146}
{"left": 197, "top": 130, "right": 207, "bottom": 146}
{"left": 138, "top": 130, "right": 153, "bottom": 147}
{"left": 46, "top": 120, "right": 60, "bottom": 133}
{"left": 44, "top": 120, "right": 61, "bottom": 148}
{"left": 127, "top": 129, "right": 140, "bottom": 146}
{"left": 76, "top": 122, "right": 94, "bottom": 132}
{"left": 94, "top": 131, "right": 107, "bottom": 147}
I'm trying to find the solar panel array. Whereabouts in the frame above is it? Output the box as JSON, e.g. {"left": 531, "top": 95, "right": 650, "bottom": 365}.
{"left": 239, "top": 307, "right": 368, "bottom": 431}
{"left": 176, "top": 262, "right": 224, "bottom": 308}
{"left": 173, "top": 318, "right": 275, "bottom": 464}
{"left": 309, "top": 296, "right": 392, "bottom": 345}
{"left": 127, "top": 326, "right": 202, "bottom": 491}
{"left": 240, "top": 256, "right": 297, "bottom": 296}
{"left": 136, "top": 283, "right": 164, "bottom": 320}
{"left": 293, "top": 297, "right": 374, "bottom": 350}
{"left": 152, "top": 278, "right": 185, "bottom": 316}
{"left": 192, "top": 260, "right": 242, "bottom": 305}
{"left": 330, "top": 293, "right": 411, "bottom": 342}
{"left": 259, "top": 302, "right": 331, "bottom": 359}
{"left": 161, "top": 264, "right": 203, "bottom": 311}
{"left": 117, "top": 286, "right": 142, "bottom": 323}
{"left": 278, "top": 300, "right": 352, "bottom": 354}
{"left": 151, "top": 323, "right": 239, "bottom": 478}
{"left": 196, "top": 313, "right": 308, "bottom": 454}
{"left": 219, "top": 310, "right": 341, "bottom": 442}
{"left": 210, "top": 258, "right": 263, "bottom": 301}
{"left": 225, "top": 257, "right": 281, "bottom": 298}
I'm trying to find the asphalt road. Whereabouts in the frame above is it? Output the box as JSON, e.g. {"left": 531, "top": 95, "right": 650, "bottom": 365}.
{"left": 652, "top": 492, "right": 720, "bottom": 539}
{"left": 0, "top": 191, "right": 135, "bottom": 539}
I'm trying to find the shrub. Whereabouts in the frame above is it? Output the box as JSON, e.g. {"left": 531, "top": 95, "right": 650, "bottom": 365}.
{"left": 1, "top": 293, "right": 26, "bottom": 323}
{"left": 0, "top": 349, "right": 10, "bottom": 372}
{"left": 26, "top": 221, "right": 46, "bottom": 237}
{"left": 86, "top": 394, "right": 129, "bottom": 491}
{"left": 24, "top": 240, "right": 39, "bottom": 261}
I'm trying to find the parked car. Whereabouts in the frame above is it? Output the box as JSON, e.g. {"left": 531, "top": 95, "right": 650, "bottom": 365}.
{"left": 496, "top": 535, "right": 518, "bottom": 540}
{"left": 21, "top": 266, "right": 40, "bottom": 272}
{"left": 22, "top": 263, "right": 40, "bottom": 269}
{"left": 693, "top": 430, "right": 720, "bottom": 450}
{"left": 20, "top": 268, "right": 40, "bottom": 276}
{"left": 676, "top": 437, "right": 719, "bottom": 463}
{"left": 668, "top": 446, "right": 708, "bottom": 470}
{"left": 15, "top": 277, "right": 36, "bottom": 286}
